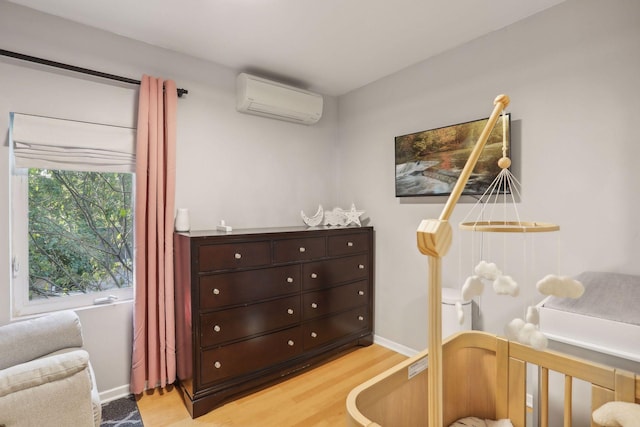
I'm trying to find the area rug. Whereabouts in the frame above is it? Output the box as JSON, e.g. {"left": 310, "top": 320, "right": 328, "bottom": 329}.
{"left": 100, "top": 394, "right": 144, "bottom": 426}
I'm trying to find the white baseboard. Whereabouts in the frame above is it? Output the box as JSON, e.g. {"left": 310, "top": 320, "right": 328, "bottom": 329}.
{"left": 99, "top": 384, "right": 131, "bottom": 403}
{"left": 373, "top": 334, "right": 419, "bottom": 357}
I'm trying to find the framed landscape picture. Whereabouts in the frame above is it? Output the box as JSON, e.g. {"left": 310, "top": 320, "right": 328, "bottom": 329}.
{"left": 395, "top": 114, "right": 510, "bottom": 197}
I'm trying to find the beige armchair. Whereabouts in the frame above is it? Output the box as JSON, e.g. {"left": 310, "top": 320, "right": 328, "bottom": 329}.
{"left": 0, "top": 311, "right": 101, "bottom": 427}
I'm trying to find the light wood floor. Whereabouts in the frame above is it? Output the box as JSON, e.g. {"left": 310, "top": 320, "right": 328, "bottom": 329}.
{"left": 136, "top": 344, "right": 406, "bottom": 426}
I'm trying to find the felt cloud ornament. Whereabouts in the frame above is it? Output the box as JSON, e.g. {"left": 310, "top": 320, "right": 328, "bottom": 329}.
{"left": 526, "top": 306, "right": 540, "bottom": 325}
{"left": 536, "top": 274, "right": 585, "bottom": 299}
{"left": 474, "top": 261, "right": 502, "bottom": 281}
{"left": 505, "top": 318, "right": 525, "bottom": 341}
{"left": 504, "top": 318, "right": 548, "bottom": 350}
{"left": 456, "top": 301, "right": 465, "bottom": 325}
{"left": 493, "top": 275, "right": 519, "bottom": 297}
{"left": 518, "top": 322, "right": 537, "bottom": 343}
{"left": 529, "top": 330, "right": 549, "bottom": 351}
{"left": 462, "top": 275, "right": 484, "bottom": 301}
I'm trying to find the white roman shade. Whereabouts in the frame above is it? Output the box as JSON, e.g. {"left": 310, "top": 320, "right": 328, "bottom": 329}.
{"left": 10, "top": 112, "right": 136, "bottom": 173}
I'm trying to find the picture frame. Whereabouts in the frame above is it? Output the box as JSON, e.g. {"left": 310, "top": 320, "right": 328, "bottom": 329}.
{"left": 395, "top": 114, "right": 510, "bottom": 197}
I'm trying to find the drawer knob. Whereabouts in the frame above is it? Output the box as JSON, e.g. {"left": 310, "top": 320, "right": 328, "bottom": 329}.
{"left": 358, "top": 290, "right": 365, "bottom": 296}
{"left": 311, "top": 303, "right": 318, "bottom": 309}
{"left": 214, "top": 361, "right": 221, "bottom": 369}
{"left": 287, "top": 277, "right": 294, "bottom": 283}
{"left": 212, "top": 288, "right": 220, "bottom": 295}
{"left": 234, "top": 253, "right": 242, "bottom": 259}
{"left": 358, "top": 264, "right": 365, "bottom": 269}
{"left": 213, "top": 325, "right": 221, "bottom": 332}
{"left": 299, "top": 247, "right": 306, "bottom": 253}
{"left": 287, "top": 308, "right": 294, "bottom": 315}
{"left": 358, "top": 315, "right": 364, "bottom": 321}
{"left": 310, "top": 273, "right": 318, "bottom": 279}
{"left": 288, "top": 340, "right": 295, "bottom": 346}
{"left": 311, "top": 332, "right": 317, "bottom": 338}
{"left": 347, "top": 241, "right": 354, "bottom": 247}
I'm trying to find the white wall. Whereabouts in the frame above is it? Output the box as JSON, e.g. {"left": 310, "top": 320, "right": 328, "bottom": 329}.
{"left": 337, "top": 0, "right": 640, "bottom": 351}
{"left": 0, "top": 0, "right": 339, "bottom": 398}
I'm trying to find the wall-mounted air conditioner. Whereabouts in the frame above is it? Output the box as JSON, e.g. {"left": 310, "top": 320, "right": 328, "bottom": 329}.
{"left": 236, "top": 73, "right": 323, "bottom": 125}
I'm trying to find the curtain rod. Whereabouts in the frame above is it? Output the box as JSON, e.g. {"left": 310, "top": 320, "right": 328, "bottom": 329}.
{"left": 0, "top": 49, "right": 188, "bottom": 98}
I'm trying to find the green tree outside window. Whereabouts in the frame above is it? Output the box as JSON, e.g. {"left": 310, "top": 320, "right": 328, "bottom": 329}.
{"left": 28, "top": 169, "right": 133, "bottom": 299}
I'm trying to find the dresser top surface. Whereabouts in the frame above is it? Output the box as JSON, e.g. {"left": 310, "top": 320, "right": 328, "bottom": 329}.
{"left": 177, "top": 225, "right": 372, "bottom": 239}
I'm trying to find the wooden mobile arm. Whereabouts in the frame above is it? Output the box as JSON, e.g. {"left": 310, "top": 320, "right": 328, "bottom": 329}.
{"left": 416, "top": 94, "right": 510, "bottom": 427}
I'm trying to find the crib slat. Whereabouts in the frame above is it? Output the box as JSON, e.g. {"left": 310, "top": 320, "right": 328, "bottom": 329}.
{"left": 508, "top": 357, "right": 526, "bottom": 427}
{"left": 592, "top": 384, "right": 614, "bottom": 427}
{"left": 614, "top": 370, "right": 636, "bottom": 402}
{"left": 495, "top": 337, "right": 509, "bottom": 420}
{"left": 540, "top": 367, "right": 549, "bottom": 427}
{"left": 564, "top": 375, "right": 572, "bottom": 427}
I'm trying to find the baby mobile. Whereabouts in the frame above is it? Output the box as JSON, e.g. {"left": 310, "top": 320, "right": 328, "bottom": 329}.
{"left": 456, "top": 109, "right": 584, "bottom": 350}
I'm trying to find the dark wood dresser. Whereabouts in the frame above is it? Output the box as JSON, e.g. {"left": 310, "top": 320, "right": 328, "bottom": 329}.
{"left": 174, "top": 226, "right": 374, "bottom": 417}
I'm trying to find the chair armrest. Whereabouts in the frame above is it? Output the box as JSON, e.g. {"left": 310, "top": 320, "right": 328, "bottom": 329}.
{"left": 0, "top": 311, "right": 83, "bottom": 369}
{"left": 0, "top": 350, "right": 95, "bottom": 427}
{"left": 0, "top": 350, "right": 89, "bottom": 397}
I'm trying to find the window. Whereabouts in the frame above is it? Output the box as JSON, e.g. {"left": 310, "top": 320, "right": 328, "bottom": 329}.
{"left": 10, "top": 113, "right": 136, "bottom": 315}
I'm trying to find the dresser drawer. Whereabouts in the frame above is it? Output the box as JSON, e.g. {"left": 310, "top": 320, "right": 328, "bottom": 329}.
{"left": 200, "top": 327, "right": 303, "bottom": 385}
{"left": 200, "top": 296, "right": 300, "bottom": 347}
{"left": 200, "top": 265, "right": 300, "bottom": 309}
{"left": 302, "top": 280, "right": 369, "bottom": 320}
{"left": 303, "top": 307, "right": 369, "bottom": 350}
{"left": 302, "top": 254, "right": 369, "bottom": 290}
{"left": 273, "top": 236, "right": 325, "bottom": 263}
{"left": 327, "top": 233, "right": 369, "bottom": 257}
{"left": 198, "top": 241, "right": 271, "bottom": 272}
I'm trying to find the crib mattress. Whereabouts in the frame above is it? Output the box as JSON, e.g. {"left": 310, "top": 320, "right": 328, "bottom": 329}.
{"left": 538, "top": 271, "right": 640, "bottom": 362}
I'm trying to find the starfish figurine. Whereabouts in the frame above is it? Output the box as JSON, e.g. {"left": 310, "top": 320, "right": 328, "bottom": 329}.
{"left": 343, "top": 203, "right": 365, "bottom": 226}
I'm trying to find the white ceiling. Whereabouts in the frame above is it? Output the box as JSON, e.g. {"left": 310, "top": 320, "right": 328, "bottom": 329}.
{"left": 7, "top": 0, "right": 565, "bottom": 96}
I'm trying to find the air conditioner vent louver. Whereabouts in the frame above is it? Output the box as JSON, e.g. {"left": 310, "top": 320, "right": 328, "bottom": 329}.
{"left": 236, "top": 73, "right": 323, "bottom": 125}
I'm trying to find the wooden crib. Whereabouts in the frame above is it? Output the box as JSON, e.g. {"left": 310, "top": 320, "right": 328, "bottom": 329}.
{"left": 346, "top": 331, "right": 640, "bottom": 427}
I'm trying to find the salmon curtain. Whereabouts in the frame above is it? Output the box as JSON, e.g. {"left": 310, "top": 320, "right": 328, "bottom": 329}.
{"left": 131, "top": 75, "right": 177, "bottom": 394}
